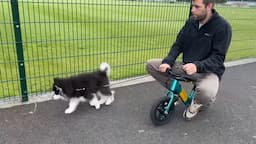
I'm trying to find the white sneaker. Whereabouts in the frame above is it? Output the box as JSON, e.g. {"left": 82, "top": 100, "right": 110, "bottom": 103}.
{"left": 183, "top": 99, "right": 202, "bottom": 120}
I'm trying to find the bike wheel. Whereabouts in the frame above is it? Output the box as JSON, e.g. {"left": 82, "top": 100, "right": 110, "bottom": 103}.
{"left": 150, "top": 97, "right": 175, "bottom": 126}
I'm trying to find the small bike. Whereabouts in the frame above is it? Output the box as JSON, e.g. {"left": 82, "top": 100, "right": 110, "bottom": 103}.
{"left": 150, "top": 68, "right": 198, "bottom": 126}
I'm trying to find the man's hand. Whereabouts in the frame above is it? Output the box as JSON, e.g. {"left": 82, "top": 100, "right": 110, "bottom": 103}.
{"left": 183, "top": 63, "right": 197, "bottom": 75}
{"left": 159, "top": 63, "right": 171, "bottom": 72}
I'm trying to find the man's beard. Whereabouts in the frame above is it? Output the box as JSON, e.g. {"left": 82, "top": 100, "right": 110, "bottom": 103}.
{"left": 192, "top": 12, "right": 207, "bottom": 22}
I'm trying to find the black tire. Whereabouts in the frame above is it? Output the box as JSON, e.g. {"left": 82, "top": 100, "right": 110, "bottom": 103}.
{"left": 150, "top": 97, "right": 175, "bottom": 126}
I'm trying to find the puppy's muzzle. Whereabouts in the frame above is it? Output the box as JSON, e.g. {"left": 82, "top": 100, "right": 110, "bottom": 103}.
{"left": 51, "top": 91, "right": 68, "bottom": 101}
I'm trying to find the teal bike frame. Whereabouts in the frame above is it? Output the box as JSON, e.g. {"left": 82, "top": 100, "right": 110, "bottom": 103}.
{"left": 164, "top": 79, "right": 196, "bottom": 114}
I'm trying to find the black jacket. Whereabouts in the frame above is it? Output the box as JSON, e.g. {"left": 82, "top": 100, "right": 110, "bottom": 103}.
{"left": 162, "top": 10, "right": 232, "bottom": 79}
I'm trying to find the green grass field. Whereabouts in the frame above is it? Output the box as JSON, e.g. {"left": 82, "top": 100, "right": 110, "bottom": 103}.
{"left": 0, "top": 0, "right": 256, "bottom": 98}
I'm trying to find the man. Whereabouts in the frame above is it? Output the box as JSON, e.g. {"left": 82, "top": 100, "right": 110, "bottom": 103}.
{"left": 146, "top": 0, "right": 232, "bottom": 120}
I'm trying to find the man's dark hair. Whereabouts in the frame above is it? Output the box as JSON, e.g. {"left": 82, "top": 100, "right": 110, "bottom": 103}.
{"left": 203, "top": 0, "right": 215, "bottom": 6}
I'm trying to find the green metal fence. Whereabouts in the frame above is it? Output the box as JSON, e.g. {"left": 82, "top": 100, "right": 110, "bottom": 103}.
{"left": 0, "top": 0, "right": 256, "bottom": 103}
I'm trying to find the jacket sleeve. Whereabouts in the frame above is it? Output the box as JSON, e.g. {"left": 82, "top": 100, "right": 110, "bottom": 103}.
{"left": 161, "top": 21, "right": 188, "bottom": 66}
{"left": 194, "top": 22, "right": 232, "bottom": 73}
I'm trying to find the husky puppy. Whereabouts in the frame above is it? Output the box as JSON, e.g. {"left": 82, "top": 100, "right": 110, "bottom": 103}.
{"left": 52, "top": 63, "right": 115, "bottom": 114}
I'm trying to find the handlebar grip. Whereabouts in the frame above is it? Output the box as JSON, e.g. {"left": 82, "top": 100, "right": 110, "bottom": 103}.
{"left": 165, "top": 68, "right": 171, "bottom": 73}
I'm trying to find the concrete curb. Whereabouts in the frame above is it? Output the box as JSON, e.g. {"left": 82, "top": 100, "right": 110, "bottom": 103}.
{"left": 1, "top": 58, "right": 256, "bottom": 109}
{"left": 111, "top": 58, "right": 256, "bottom": 88}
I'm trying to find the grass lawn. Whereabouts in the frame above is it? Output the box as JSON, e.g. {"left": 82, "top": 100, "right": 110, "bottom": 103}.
{"left": 0, "top": 0, "right": 256, "bottom": 98}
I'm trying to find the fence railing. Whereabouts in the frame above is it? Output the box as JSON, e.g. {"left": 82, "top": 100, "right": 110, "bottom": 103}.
{"left": 0, "top": 0, "right": 256, "bottom": 103}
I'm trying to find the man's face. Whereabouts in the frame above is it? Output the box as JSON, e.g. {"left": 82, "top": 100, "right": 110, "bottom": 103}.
{"left": 191, "top": 0, "right": 208, "bottom": 22}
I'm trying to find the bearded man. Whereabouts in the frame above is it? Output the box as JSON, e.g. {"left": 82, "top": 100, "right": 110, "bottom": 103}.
{"left": 146, "top": 0, "right": 232, "bottom": 120}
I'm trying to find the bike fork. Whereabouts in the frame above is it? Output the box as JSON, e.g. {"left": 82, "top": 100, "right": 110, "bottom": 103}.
{"left": 164, "top": 91, "right": 176, "bottom": 114}
{"left": 164, "top": 79, "right": 179, "bottom": 114}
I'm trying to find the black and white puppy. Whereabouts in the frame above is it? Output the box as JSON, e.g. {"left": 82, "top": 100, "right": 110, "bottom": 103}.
{"left": 52, "top": 62, "right": 115, "bottom": 114}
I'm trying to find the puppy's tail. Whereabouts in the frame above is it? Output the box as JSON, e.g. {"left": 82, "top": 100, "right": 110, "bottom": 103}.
{"left": 99, "top": 62, "right": 110, "bottom": 76}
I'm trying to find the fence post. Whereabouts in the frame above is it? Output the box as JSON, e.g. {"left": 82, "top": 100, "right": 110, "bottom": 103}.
{"left": 189, "top": 0, "right": 192, "bottom": 18}
{"left": 10, "top": 0, "right": 28, "bottom": 102}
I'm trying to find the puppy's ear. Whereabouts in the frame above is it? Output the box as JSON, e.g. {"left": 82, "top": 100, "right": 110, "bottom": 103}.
{"left": 53, "top": 78, "right": 62, "bottom": 92}
{"left": 52, "top": 84, "right": 56, "bottom": 91}
{"left": 52, "top": 78, "right": 58, "bottom": 91}
{"left": 54, "top": 77, "right": 61, "bottom": 83}
{"left": 53, "top": 78, "right": 63, "bottom": 86}
{"left": 52, "top": 85, "right": 59, "bottom": 94}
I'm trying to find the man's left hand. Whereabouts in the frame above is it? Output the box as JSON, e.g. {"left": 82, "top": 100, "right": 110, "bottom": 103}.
{"left": 182, "top": 63, "right": 197, "bottom": 75}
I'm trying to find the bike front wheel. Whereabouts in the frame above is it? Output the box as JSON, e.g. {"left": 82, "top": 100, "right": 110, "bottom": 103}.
{"left": 150, "top": 97, "right": 175, "bottom": 126}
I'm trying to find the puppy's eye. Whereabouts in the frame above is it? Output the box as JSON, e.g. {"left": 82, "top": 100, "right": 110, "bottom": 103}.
{"left": 54, "top": 89, "right": 60, "bottom": 95}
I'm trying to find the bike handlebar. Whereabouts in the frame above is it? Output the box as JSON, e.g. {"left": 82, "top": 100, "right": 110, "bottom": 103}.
{"left": 166, "top": 68, "right": 195, "bottom": 82}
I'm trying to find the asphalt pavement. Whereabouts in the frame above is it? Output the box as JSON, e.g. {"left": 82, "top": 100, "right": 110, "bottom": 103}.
{"left": 0, "top": 62, "right": 256, "bottom": 144}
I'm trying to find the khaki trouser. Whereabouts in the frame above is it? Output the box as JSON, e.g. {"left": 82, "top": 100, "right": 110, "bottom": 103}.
{"left": 146, "top": 59, "right": 220, "bottom": 109}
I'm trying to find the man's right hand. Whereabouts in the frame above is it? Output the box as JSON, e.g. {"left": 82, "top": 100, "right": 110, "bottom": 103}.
{"left": 159, "top": 63, "right": 171, "bottom": 72}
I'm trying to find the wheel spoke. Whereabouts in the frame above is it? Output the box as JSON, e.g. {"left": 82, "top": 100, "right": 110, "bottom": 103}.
{"left": 150, "top": 97, "right": 175, "bottom": 125}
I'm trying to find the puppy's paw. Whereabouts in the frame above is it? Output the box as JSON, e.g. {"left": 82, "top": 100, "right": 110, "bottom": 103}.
{"left": 105, "top": 95, "right": 114, "bottom": 105}
{"left": 98, "top": 96, "right": 107, "bottom": 105}
{"left": 94, "top": 104, "right": 101, "bottom": 110}
{"left": 104, "top": 90, "right": 115, "bottom": 105}
{"left": 89, "top": 100, "right": 101, "bottom": 109}
{"left": 89, "top": 100, "right": 96, "bottom": 106}
{"left": 79, "top": 97, "right": 87, "bottom": 102}
{"left": 65, "top": 108, "right": 75, "bottom": 114}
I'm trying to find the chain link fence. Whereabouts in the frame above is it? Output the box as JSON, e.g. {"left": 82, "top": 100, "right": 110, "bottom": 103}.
{"left": 0, "top": 0, "right": 256, "bottom": 104}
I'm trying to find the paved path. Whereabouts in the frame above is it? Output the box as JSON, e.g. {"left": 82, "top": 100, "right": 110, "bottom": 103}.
{"left": 0, "top": 62, "right": 256, "bottom": 144}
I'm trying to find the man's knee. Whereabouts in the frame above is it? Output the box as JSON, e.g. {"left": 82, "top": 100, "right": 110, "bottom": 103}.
{"left": 196, "top": 89, "right": 216, "bottom": 106}
{"left": 195, "top": 73, "right": 219, "bottom": 106}
{"left": 146, "top": 59, "right": 161, "bottom": 73}
{"left": 146, "top": 60, "right": 153, "bottom": 72}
